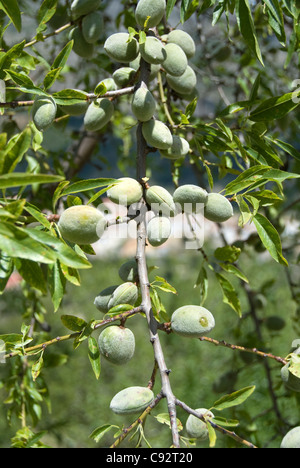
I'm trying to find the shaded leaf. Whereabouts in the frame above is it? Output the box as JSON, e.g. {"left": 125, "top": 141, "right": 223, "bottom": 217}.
{"left": 212, "top": 386, "right": 256, "bottom": 411}
{"left": 252, "top": 213, "right": 288, "bottom": 266}
{"left": 88, "top": 336, "right": 101, "bottom": 380}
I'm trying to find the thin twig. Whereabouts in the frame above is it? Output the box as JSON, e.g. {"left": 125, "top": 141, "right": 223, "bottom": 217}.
{"left": 24, "top": 22, "right": 73, "bottom": 48}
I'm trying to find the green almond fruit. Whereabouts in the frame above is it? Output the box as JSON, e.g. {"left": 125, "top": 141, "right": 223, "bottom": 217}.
{"left": 32, "top": 95, "right": 57, "bottom": 132}
{"left": 204, "top": 193, "right": 233, "bottom": 223}
{"left": 110, "top": 386, "right": 154, "bottom": 415}
{"left": 166, "top": 30, "right": 196, "bottom": 59}
{"left": 131, "top": 86, "right": 156, "bottom": 122}
{"left": 280, "top": 427, "right": 300, "bottom": 448}
{"left": 107, "top": 282, "right": 139, "bottom": 310}
{"left": 173, "top": 184, "right": 208, "bottom": 214}
{"left": 135, "top": 0, "right": 166, "bottom": 28}
{"left": 70, "top": 0, "right": 101, "bottom": 18}
{"left": 142, "top": 119, "right": 173, "bottom": 150}
{"left": 281, "top": 364, "right": 300, "bottom": 392}
{"left": 104, "top": 33, "right": 139, "bottom": 63}
{"left": 119, "top": 259, "right": 139, "bottom": 283}
{"left": 98, "top": 326, "right": 135, "bottom": 365}
{"left": 94, "top": 285, "right": 119, "bottom": 313}
{"left": 186, "top": 408, "right": 214, "bottom": 440}
{"left": 171, "top": 305, "right": 215, "bottom": 338}
{"left": 84, "top": 98, "right": 114, "bottom": 132}
{"left": 162, "top": 43, "right": 188, "bottom": 77}
{"left": 166, "top": 65, "right": 197, "bottom": 95}
{"left": 139, "top": 36, "right": 166, "bottom": 65}
{"left": 145, "top": 185, "right": 176, "bottom": 217}
{"left": 147, "top": 216, "right": 171, "bottom": 247}
{"left": 112, "top": 67, "right": 136, "bottom": 88}
{"left": 159, "top": 135, "right": 190, "bottom": 160}
{"left": 60, "top": 89, "right": 89, "bottom": 116}
{"left": 82, "top": 11, "right": 104, "bottom": 44}
{"left": 107, "top": 177, "right": 143, "bottom": 206}
{"left": 69, "top": 27, "right": 95, "bottom": 59}
{"left": 58, "top": 205, "right": 107, "bottom": 245}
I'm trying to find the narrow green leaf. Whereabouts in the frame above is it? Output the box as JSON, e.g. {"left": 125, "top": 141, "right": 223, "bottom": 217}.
{"left": 89, "top": 425, "right": 119, "bottom": 443}
{"left": 0, "top": 172, "right": 65, "bottom": 189}
{"left": 214, "top": 245, "right": 241, "bottom": 263}
{"left": 61, "top": 314, "right": 87, "bottom": 332}
{"left": 262, "top": 0, "right": 286, "bottom": 45}
{"left": 94, "top": 81, "right": 107, "bottom": 97}
{"left": 0, "top": 252, "right": 13, "bottom": 294}
{"left": 0, "top": 127, "right": 32, "bottom": 175}
{"left": 0, "top": 0, "right": 21, "bottom": 31}
{"left": 225, "top": 165, "right": 271, "bottom": 195}
{"left": 216, "top": 273, "right": 242, "bottom": 317}
{"left": 52, "top": 40, "right": 73, "bottom": 70}
{"left": 37, "top": 0, "right": 58, "bottom": 33}
{"left": 250, "top": 92, "right": 300, "bottom": 122}
{"left": 194, "top": 266, "right": 208, "bottom": 306}
{"left": 166, "top": 0, "right": 177, "bottom": 19}
{"left": 52, "top": 89, "right": 89, "bottom": 106}
{"left": 43, "top": 67, "right": 62, "bottom": 91}
{"left": 212, "top": 386, "right": 256, "bottom": 411}
{"left": 235, "top": 0, "right": 264, "bottom": 65}
{"left": 88, "top": 336, "right": 101, "bottom": 380}
{"left": 32, "top": 351, "right": 44, "bottom": 382}
{"left": 207, "top": 422, "right": 217, "bottom": 448}
{"left": 271, "top": 139, "right": 300, "bottom": 162}
{"left": 59, "top": 178, "right": 118, "bottom": 198}
{"left": 14, "top": 258, "right": 47, "bottom": 294}
{"left": 252, "top": 213, "right": 288, "bottom": 266}
{"left": 47, "top": 261, "right": 66, "bottom": 312}
{"left": 219, "top": 263, "right": 249, "bottom": 283}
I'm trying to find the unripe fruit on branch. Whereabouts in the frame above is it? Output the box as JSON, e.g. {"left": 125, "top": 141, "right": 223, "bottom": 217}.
{"left": 145, "top": 185, "right": 176, "bottom": 217}
{"left": 60, "top": 89, "right": 89, "bottom": 116}
{"left": 147, "top": 216, "right": 171, "bottom": 247}
{"left": 162, "top": 43, "right": 188, "bottom": 77}
{"left": 106, "top": 177, "right": 143, "bottom": 206}
{"left": 98, "top": 326, "right": 135, "bottom": 365}
{"left": 135, "top": 0, "right": 166, "bottom": 28}
{"left": 84, "top": 98, "right": 114, "bottom": 132}
{"left": 112, "top": 67, "right": 136, "bottom": 88}
{"left": 166, "top": 65, "right": 197, "bottom": 96}
{"left": 142, "top": 119, "right": 173, "bottom": 150}
{"left": 110, "top": 386, "right": 154, "bottom": 415}
{"left": 82, "top": 11, "right": 103, "bottom": 44}
{"left": 104, "top": 33, "right": 139, "bottom": 63}
{"left": 281, "top": 363, "right": 300, "bottom": 392}
{"left": 97, "top": 78, "right": 117, "bottom": 92}
{"left": 107, "top": 282, "right": 139, "bottom": 310}
{"left": 70, "top": 0, "right": 101, "bottom": 19}
{"left": 159, "top": 135, "right": 190, "bottom": 160}
{"left": 280, "top": 427, "right": 300, "bottom": 448}
{"left": 32, "top": 95, "right": 57, "bottom": 131}
{"left": 69, "top": 27, "right": 95, "bottom": 59}
{"left": 58, "top": 205, "right": 107, "bottom": 245}
{"left": 171, "top": 305, "right": 215, "bottom": 338}
{"left": 204, "top": 193, "right": 233, "bottom": 223}
{"left": 166, "top": 30, "right": 196, "bottom": 59}
{"left": 186, "top": 408, "right": 214, "bottom": 440}
{"left": 139, "top": 36, "right": 166, "bottom": 65}
{"left": 131, "top": 86, "right": 156, "bottom": 122}
{"left": 94, "top": 285, "right": 119, "bottom": 313}
{"left": 173, "top": 184, "right": 208, "bottom": 214}
{"left": 119, "top": 259, "right": 139, "bottom": 283}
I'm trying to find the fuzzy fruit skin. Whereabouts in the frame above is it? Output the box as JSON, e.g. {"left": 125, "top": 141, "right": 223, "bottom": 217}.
{"left": 135, "top": 0, "right": 166, "bottom": 28}
{"left": 107, "top": 282, "right": 139, "bottom": 310}
{"left": 173, "top": 184, "right": 208, "bottom": 214}
{"left": 98, "top": 326, "right": 135, "bottom": 365}
{"left": 84, "top": 98, "right": 114, "bottom": 132}
{"left": 60, "top": 89, "right": 89, "bottom": 116}
{"left": 160, "top": 135, "right": 190, "bottom": 160}
{"left": 32, "top": 95, "right": 57, "bottom": 131}
{"left": 82, "top": 11, "right": 103, "bottom": 44}
{"left": 204, "top": 193, "right": 233, "bottom": 223}
{"left": 280, "top": 427, "right": 300, "bottom": 448}
{"left": 166, "top": 30, "right": 196, "bottom": 59}
{"left": 112, "top": 67, "right": 136, "bottom": 88}
{"left": 162, "top": 43, "right": 188, "bottom": 77}
{"left": 281, "top": 364, "right": 300, "bottom": 392}
{"left": 110, "top": 386, "right": 154, "bottom": 415}
{"left": 139, "top": 36, "right": 166, "bottom": 65}
{"left": 145, "top": 185, "right": 176, "bottom": 217}
{"left": 186, "top": 409, "right": 214, "bottom": 440}
{"left": 104, "top": 33, "right": 139, "bottom": 63}
{"left": 119, "top": 260, "right": 139, "bottom": 282}
{"left": 70, "top": 0, "right": 101, "bottom": 18}
{"left": 166, "top": 65, "right": 197, "bottom": 95}
{"left": 107, "top": 177, "right": 143, "bottom": 206}
{"left": 69, "top": 27, "right": 95, "bottom": 58}
{"left": 131, "top": 86, "right": 156, "bottom": 122}
{"left": 171, "top": 305, "right": 215, "bottom": 338}
{"left": 142, "top": 120, "right": 173, "bottom": 150}
{"left": 58, "top": 205, "right": 107, "bottom": 245}
{"left": 147, "top": 216, "right": 171, "bottom": 247}
{"left": 94, "top": 285, "right": 119, "bottom": 313}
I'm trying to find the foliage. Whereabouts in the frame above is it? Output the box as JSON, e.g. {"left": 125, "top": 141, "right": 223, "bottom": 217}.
{"left": 0, "top": 0, "right": 299, "bottom": 449}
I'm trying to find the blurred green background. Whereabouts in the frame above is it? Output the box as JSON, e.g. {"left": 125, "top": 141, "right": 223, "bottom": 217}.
{"left": 0, "top": 239, "right": 299, "bottom": 449}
